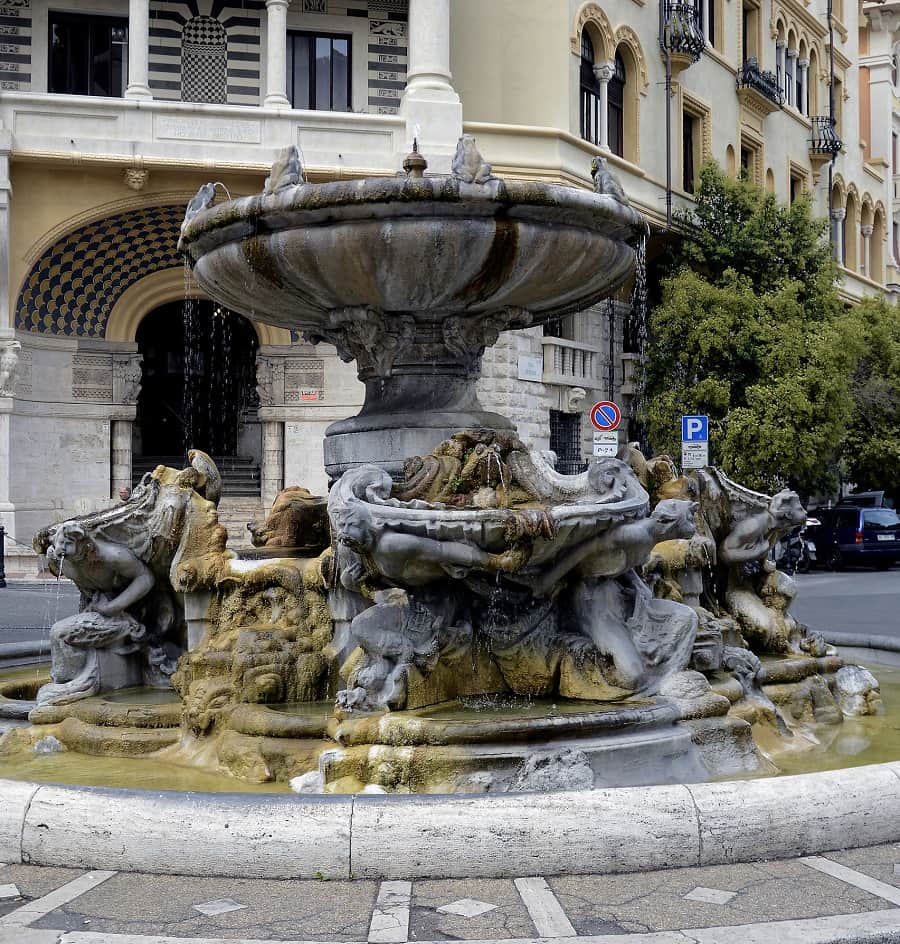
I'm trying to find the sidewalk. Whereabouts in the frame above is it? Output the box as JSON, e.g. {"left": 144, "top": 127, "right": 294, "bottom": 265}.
{"left": 3, "top": 843, "right": 900, "bottom": 943}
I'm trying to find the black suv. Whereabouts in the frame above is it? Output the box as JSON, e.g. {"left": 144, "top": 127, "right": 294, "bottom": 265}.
{"left": 805, "top": 505, "right": 900, "bottom": 570}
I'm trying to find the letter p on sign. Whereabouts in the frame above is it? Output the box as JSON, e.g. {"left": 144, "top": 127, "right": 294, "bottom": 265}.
{"left": 681, "top": 415, "right": 709, "bottom": 442}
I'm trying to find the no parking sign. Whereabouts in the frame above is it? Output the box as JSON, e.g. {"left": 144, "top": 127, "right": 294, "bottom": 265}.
{"left": 590, "top": 400, "right": 621, "bottom": 432}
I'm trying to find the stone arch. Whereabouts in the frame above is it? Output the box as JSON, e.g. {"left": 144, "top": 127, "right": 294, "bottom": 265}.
{"left": 831, "top": 172, "right": 847, "bottom": 203}
{"left": 181, "top": 15, "right": 228, "bottom": 104}
{"left": 808, "top": 46, "right": 820, "bottom": 114}
{"left": 613, "top": 25, "right": 649, "bottom": 94}
{"left": 844, "top": 189, "right": 860, "bottom": 271}
{"left": 106, "top": 269, "right": 290, "bottom": 346}
{"left": 613, "top": 41, "right": 641, "bottom": 164}
{"left": 872, "top": 207, "right": 887, "bottom": 283}
{"left": 725, "top": 144, "right": 737, "bottom": 177}
{"left": 571, "top": 3, "right": 615, "bottom": 62}
{"left": 765, "top": 168, "right": 776, "bottom": 193}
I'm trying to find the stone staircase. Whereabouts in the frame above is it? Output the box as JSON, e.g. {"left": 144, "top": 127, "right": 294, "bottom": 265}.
{"left": 217, "top": 496, "right": 267, "bottom": 549}
{"left": 132, "top": 456, "right": 265, "bottom": 549}
{"left": 132, "top": 455, "right": 262, "bottom": 497}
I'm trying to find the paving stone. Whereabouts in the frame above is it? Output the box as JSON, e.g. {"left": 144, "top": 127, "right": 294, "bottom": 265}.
{"left": 411, "top": 878, "right": 533, "bottom": 940}
{"left": 29, "top": 871, "right": 378, "bottom": 941}
{"left": 549, "top": 858, "right": 888, "bottom": 934}
{"left": 0, "top": 886, "right": 20, "bottom": 901}
{"left": 0, "top": 865, "right": 85, "bottom": 920}
{"left": 827, "top": 841, "right": 900, "bottom": 892}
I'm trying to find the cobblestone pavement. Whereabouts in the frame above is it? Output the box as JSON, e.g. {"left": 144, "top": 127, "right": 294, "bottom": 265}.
{"left": 4, "top": 844, "right": 900, "bottom": 943}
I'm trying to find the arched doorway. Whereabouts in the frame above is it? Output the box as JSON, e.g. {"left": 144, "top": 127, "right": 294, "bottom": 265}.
{"left": 135, "top": 300, "right": 259, "bottom": 460}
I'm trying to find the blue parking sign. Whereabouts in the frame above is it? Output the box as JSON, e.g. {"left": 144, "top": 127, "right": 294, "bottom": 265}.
{"left": 681, "top": 415, "right": 708, "bottom": 442}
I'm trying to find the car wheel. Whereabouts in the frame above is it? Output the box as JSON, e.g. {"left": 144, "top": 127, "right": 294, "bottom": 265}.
{"left": 825, "top": 549, "right": 843, "bottom": 571}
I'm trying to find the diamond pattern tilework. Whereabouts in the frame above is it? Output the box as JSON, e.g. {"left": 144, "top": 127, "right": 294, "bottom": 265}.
{"left": 436, "top": 898, "right": 499, "bottom": 918}
{"left": 192, "top": 897, "right": 249, "bottom": 916}
{"left": 683, "top": 886, "right": 737, "bottom": 905}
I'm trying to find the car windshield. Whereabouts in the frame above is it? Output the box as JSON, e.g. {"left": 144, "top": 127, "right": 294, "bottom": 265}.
{"left": 862, "top": 509, "right": 900, "bottom": 530}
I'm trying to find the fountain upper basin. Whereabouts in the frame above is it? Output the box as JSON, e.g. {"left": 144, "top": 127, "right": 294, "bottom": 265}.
{"left": 178, "top": 174, "right": 644, "bottom": 331}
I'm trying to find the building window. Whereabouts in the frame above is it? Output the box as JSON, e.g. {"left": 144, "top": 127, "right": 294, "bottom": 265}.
{"left": 695, "top": 0, "right": 716, "bottom": 48}
{"left": 181, "top": 16, "right": 227, "bottom": 104}
{"left": 682, "top": 111, "right": 697, "bottom": 193}
{"left": 580, "top": 32, "right": 602, "bottom": 146}
{"left": 549, "top": 410, "right": 584, "bottom": 476}
{"left": 608, "top": 52, "right": 626, "bottom": 158}
{"left": 287, "top": 31, "right": 351, "bottom": 111}
{"left": 49, "top": 12, "right": 128, "bottom": 97}
{"left": 790, "top": 171, "right": 804, "bottom": 203}
{"left": 742, "top": 1, "right": 759, "bottom": 62}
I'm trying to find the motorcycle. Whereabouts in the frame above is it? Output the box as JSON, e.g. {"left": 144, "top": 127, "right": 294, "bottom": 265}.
{"left": 772, "top": 523, "right": 816, "bottom": 574}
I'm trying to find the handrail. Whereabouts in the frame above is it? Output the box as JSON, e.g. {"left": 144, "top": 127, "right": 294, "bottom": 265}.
{"left": 736, "top": 58, "right": 784, "bottom": 107}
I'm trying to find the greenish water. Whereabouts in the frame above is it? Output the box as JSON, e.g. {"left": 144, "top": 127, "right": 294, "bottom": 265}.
{"left": 772, "top": 661, "right": 900, "bottom": 777}
{"left": 1, "top": 661, "right": 899, "bottom": 792}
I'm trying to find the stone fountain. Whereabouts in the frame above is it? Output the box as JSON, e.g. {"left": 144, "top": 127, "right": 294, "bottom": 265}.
{"left": 0, "top": 140, "right": 882, "bottom": 795}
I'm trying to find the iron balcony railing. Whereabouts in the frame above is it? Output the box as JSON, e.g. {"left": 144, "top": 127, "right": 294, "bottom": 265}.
{"left": 808, "top": 116, "right": 843, "bottom": 157}
{"left": 660, "top": 1, "right": 705, "bottom": 61}
{"left": 736, "top": 58, "right": 784, "bottom": 107}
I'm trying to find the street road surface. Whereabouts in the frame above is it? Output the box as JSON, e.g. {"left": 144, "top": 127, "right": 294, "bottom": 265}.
{"left": 792, "top": 568, "right": 900, "bottom": 640}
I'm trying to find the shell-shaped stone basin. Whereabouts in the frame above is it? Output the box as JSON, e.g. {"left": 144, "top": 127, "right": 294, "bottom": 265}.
{"left": 178, "top": 174, "right": 645, "bottom": 332}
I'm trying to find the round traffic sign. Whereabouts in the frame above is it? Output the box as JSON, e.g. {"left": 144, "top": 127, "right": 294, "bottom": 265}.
{"left": 590, "top": 400, "right": 621, "bottom": 432}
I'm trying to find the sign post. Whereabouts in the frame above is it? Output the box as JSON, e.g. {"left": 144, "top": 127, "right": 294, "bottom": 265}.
{"left": 681, "top": 414, "right": 709, "bottom": 469}
{"left": 590, "top": 401, "right": 622, "bottom": 458}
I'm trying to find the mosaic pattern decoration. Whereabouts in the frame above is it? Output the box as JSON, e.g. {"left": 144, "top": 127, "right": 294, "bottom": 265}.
{"left": 15, "top": 205, "right": 184, "bottom": 338}
{"left": 149, "top": 1, "right": 263, "bottom": 106}
{"left": 181, "top": 15, "right": 228, "bottom": 103}
{"left": 0, "top": 0, "right": 31, "bottom": 91}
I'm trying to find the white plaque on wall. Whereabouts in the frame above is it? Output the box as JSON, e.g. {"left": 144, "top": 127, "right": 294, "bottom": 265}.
{"left": 517, "top": 355, "right": 543, "bottom": 382}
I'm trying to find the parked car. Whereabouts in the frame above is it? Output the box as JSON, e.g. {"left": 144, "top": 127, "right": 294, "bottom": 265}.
{"left": 837, "top": 490, "right": 893, "bottom": 508}
{"left": 804, "top": 505, "right": 900, "bottom": 570}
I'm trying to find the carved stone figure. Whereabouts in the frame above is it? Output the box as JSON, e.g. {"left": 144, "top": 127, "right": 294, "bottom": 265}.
{"left": 719, "top": 489, "right": 807, "bottom": 568}
{"left": 451, "top": 134, "right": 495, "bottom": 184}
{"left": 248, "top": 486, "right": 329, "bottom": 552}
{"left": 181, "top": 182, "right": 217, "bottom": 236}
{"left": 112, "top": 353, "right": 142, "bottom": 404}
{"left": 591, "top": 155, "right": 630, "bottom": 206}
{"left": 0, "top": 339, "right": 21, "bottom": 396}
{"left": 264, "top": 144, "right": 305, "bottom": 194}
{"left": 32, "top": 451, "right": 224, "bottom": 706}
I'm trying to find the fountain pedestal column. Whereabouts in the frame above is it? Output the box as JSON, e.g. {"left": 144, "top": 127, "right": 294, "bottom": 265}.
{"left": 310, "top": 313, "right": 517, "bottom": 479}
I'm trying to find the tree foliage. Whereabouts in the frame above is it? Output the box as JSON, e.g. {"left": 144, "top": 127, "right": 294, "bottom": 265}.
{"left": 639, "top": 162, "right": 877, "bottom": 496}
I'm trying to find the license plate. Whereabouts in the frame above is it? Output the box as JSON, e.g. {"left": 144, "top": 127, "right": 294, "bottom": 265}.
{"left": 877, "top": 533, "right": 895, "bottom": 542}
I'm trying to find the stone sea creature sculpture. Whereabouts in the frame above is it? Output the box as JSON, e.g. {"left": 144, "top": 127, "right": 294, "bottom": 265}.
{"left": 591, "top": 155, "right": 630, "bottom": 206}
{"left": 264, "top": 144, "right": 305, "bottom": 195}
{"left": 181, "top": 182, "right": 217, "bottom": 237}
{"left": 718, "top": 488, "right": 807, "bottom": 568}
{"left": 451, "top": 133, "right": 495, "bottom": 184}
{"left": 31, "top": 452, "right": 224, "bottom": 706}
{"left": 248, "top": 486, "right": 329, "bottom": 551}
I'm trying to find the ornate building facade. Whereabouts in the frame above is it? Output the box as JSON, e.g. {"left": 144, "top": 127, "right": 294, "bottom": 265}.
{"left": 0, "top": 0, "right": 893, "bottom": 572}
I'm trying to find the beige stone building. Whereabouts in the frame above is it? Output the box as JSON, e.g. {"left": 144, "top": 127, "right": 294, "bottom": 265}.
{"left": 0, "top": 0, "right": 893, "bottom": 573}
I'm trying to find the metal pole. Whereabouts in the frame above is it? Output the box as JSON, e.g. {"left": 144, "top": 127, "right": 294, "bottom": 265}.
{"left": 0, "top": 525, "right": 7, "bottom": 589}
{"left": 827, "top": 0, "right": 835, "bottom": 227}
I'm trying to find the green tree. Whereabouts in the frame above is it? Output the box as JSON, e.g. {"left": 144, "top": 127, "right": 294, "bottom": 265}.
{"left": 842, "top": 295, "right": 900, "bottom": 496}
{"left": 640, "top": 163, "right": 864, "bottom": 495}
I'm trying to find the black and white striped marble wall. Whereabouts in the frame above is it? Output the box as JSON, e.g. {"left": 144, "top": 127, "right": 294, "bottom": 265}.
{"left": 149, "top": 1, "right": 263, "bottom": 105}
{"left": 0, "top": 0, "right": 31, "bottom": 92}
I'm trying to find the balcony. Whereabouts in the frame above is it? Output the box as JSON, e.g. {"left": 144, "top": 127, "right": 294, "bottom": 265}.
{"left": 809, "top": 116, "right": 842, "bottom": 158}
{"left": 736, "top": 58, "right": 784, "bottom": 116}
{"left": 541, "top": 337, "right": 604, "bottom": 388}
{"left": 660, "top": 1, "right": 705, "bottom": 75}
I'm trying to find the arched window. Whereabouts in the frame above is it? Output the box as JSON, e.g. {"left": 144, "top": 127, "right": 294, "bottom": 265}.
{"left": 580, "top": 32, "right": 602, "bottom": 146}
{"left": 844, "top": 192, "right": 859, "bottom": 270}
{"left": 181, "top": 15, "right": 227, "bottom": 104}
{"left": 608, "top": 52, "right": 625, "bottom": 158}
{"left": 873, "top": 209, "right": 886, "bottom": 283}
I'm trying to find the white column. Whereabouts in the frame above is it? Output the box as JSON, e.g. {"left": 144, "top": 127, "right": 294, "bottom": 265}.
{"left": 861, "top": 223, "right": 874, "bottom": 277}
{"left": 593, "top": 63, "right": 614, "bottom": 151}
{"left": 785, "top": 48, "right": 797, "bottom": 107}
{"left": 831, "top": 208, "right": 846, "bottom": 263}
{"left": 400, "top": 0, "right": 462, "bottom": 171}
{"left": 798, "top": 58, "right": 809, "bottom": 115}
{"left": 261, "top": 420, "right": 285, "bottom": 509}
{"left": 111, "top": 421, "right": 134, "bottom": 498}
{"left": 124, "top": 0, "right": 152, "bottom": 100}
{"left": 0, "top": 123, "right": 14, "bottom": 539}
{"left": 264, "top": 0, "right": 291, "bottom": 109}
{"left": 776, "top": 40, "right": 786, "bottom": 98}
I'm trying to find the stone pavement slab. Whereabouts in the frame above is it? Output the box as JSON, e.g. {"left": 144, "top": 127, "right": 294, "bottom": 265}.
{"left": 4, "top": 848, "right": 900, "bottom": 943}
